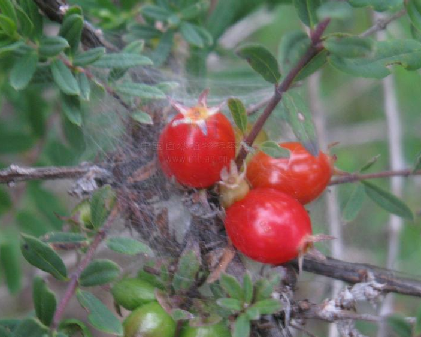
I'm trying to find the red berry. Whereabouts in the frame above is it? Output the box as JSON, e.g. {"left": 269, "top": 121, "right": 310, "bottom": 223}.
{"left": 158, "top": 91, "right": 235, "bottom": 188}
{"left": 224, "top": 188, "right": 312, "bottom": 264}
{"left": 247, "top": 142, "right": 333, "bottom": 204}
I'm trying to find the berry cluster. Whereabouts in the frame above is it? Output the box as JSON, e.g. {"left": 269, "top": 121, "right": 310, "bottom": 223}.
{"left": 158, "top": 92, "right": 334, "bottom": 265}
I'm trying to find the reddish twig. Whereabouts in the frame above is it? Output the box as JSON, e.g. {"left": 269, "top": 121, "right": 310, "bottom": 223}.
{"left": 51, "top": 206, "right": 119, "bottom": 329}
{"left": 329, "top": 169, "right": 420, "bottom": 185}
{"left": 235, "top": 18, "right": 331, "bottom": 167}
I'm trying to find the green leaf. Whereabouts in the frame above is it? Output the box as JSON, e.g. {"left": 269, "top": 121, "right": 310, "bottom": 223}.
{"left": 131, "top": 111, "right": 153, "bottom": 125}
{"left": 77, "top": 72, "right": 90, "bottom": 101}
{"left": 220, "top": 273, "right": 243, "bottom": 301}
{"left": 171, "top": 309, "right": 194, "bottom": 321}
{"left": 386, "top": 315, "right": 412, "bottom": 337}
{"left": 172, "top": 249, "right": 201, "bottom": 292}
{"left": 76, "top": 289, "right": 123, "bottom": 335}
{"left": 73, "top": 48, "right": 105, "bottom": 66}
{"left": 20, "top": 0, "right": 43, "bottom": 39}
{"left": 324, "top": 37, "right": 374, "bottom": 59}
{"left": 0, "top": 0, "right": 17, "bottom": 24}
{"left": 348, "top": 0, "right": 403, "bottom": 12}
{"left": 12, "top": 318, "right": 49, "bottom": 337}
{"left": 328, "top": 39, "right": 421, "bottom": 79}
{"left": 33, "top": 277, "right": 57, "bottom": 326}
{"left": 216, "top": 298, "right": 243, "bottom": 311}
{"left": 93, "top": 53, "right": 153, "bottom": 68}
{"left": 90, "top": 185, "right": 114, "bottom": 229}
{"left": 283, "top": 92, "right": 319, "bottom": 156}
{"left": 237, "top": 44, "right": 281, "bottom": 84}
{"left": 178, "top": 0, "right": 209, "bottom": 19}
{"left": 126, "top": 24, "right": 162, "bottom": 40}
{"left": 0, "top": 236, "right": 21, "bottom": 294}
{"left": 233, "top": 315, "right": 250, "bottom": 337}
{"left": 15, "top": 5, "right": 34, "bottom": 37}
{"left": 407, "top": 0, "right": 421, "bottom": 33}
{"left": 10, "top": 51, "right": 38, "bottom": 90}
{"left": 21, "top": 234, "right": 67, "bottom": 280}
{"left": 362, "top": 181, "right": 414, "bottom": 220}
{"left": 59, "top": 14, "right": 83, "bottom": 55}
{"left": 0, "top": 128, "right": 34, "bottom": 153}
{"left": 317, "top": 2, "right": 353, "bottom": 21}
{"left": 0, "top": 14, "right": 16, "bottom": 36}
{"left": 106, "top": 237, "right": 153, "bottom": 255}
{"left": 79, "top": 259, "right": 120, "bottom": 287}
{"left": 259, "top": 141, "right": 290, "bottom": 159}
{"left": 141, "top": 4, "right": 171, "bottom": 21}
{"left": 251, "top": 299, "right": 283, "bottom": 315}
{"left": 360, "top": 154, "right": 381, "bottom": 172}
{"left": 279, "top": 30, "right": 309, "bottom": 72}
{"left": 255, "top": 273, "right": 280, "bottom": 301}
{"left": 180, "top": 22, "right": 205, "bottom": 48}
{"left": 341, "top": 183, "right": 365, "bottom": 223}
{"left": 243, "top": 272, "right": 253, "bottom": 304}
{"left": 228, "top": 98, "right": 247, "bottom": 134}
{"left": 62, "top": 94, "right": 82, "bottom": 126}
{"left": 116, "top": 82, "right": 166, "bottom": 99}
{"left": 293, "top": 0, "right": 322, "bottom": 28}
{"left": 38, "top": 36, "right": 69, "bottom": 57}
{"left": 59, "top": 319, "right": 93, "bottom": 337}
{"left": 151, "top": 29, "right": 174, "bottom": 67}
{"left": 51, "top": 60, "right": 80, "bottom": 96}
{"left": 413, "top": 150, "right": 421, "bottom": 173}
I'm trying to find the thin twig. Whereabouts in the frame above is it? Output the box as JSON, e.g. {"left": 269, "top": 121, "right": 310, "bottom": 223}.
{"left": 51, "top": 206, "right": 119, "bottom": 329}
{"left": 235, "top": 18, "right": 331, "bottom": 166}
{"left": 359, "top": 9, "right": 407, "bottom": 38}
{"left": 0, "top": 164, "right": 109, "bottom": 184}
{"left": 289, "top": 256, "right": 421, "bottom": 297}
{"left": 329, "top": 169, "right": 419, "bottom": 185}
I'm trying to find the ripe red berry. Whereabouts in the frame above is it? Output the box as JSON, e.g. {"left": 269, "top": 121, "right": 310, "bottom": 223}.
{"left": 224, "top": 188, "right": 312, "bottom": 264}
{"left": 158, "top": 91, "right": 235, "bottom": 188}
{"left": 247, "top": 142, "right": 333, "bottom": 204}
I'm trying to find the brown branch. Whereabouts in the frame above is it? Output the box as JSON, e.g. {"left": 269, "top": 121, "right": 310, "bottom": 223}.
{"left": 33, "top": 0, "right": 117, "bottom": 50}
{"left": 329, "top": 169, "right": 420, "bottom": 185}
{"left": 51, "top": 206, "right": 119, "bottom": 329}
{"left": 235, "top": 18, "right": 331, "bottom": 167}
{"left": 288, "top": 256, "right": 421, "bottom": 297}
{"left": 0, "top": 164, "right": 109, "bottom": 184}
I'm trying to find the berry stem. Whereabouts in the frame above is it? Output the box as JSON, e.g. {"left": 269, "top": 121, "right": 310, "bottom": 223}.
{"left": 235, "top": 18, "right": 331, "bottom": 168}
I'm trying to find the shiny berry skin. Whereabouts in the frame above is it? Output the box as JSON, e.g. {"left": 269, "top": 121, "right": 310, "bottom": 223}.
{"left": 224, "top": 188, "right": 312, "bottom": 264}
{"left": 247, "top": 142, "right": 333, "bottom": 204}
{"left": 158, "top": 93, "right": 235, "bottom": 188}
{"left": 123, "top": 302, "right": 176, "bottom": 337}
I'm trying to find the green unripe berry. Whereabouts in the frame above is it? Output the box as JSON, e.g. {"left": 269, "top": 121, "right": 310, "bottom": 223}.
{"left": 123, "top": 302, "right": 176, "bottom": 337}
{"left": 180, "top": 321, "right": 231, "bottom": 337}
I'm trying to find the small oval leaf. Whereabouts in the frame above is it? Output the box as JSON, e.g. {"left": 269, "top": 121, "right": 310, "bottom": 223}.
{"left": 106, "top": 237, "right": 153, "bottom": 255}
{"left": 237, "top": 44, "right": 281, "bottom": 84}
{"left": 228, "top": 98, "right": 247, "bottom": 134}
{"left": 21, "top": 234, "right": 67, "bottom": 280}
{"left": 33, "top": 277, "right": 57, "bottom": 326}
{"left": 259, "top": 141, "right": 290, "bottom": 159}
{"left": 76, "top": 290, "right": 123, "bottom": 335}
{"left": 79, "top": 259, "right": 120, "bottom": 287}
{"left": 362, "top": 181, "right": 414, "bottom": 220}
